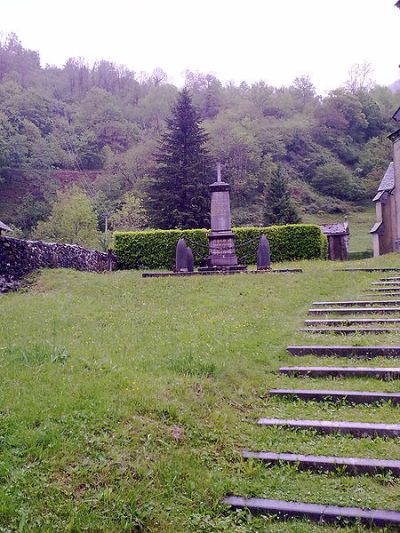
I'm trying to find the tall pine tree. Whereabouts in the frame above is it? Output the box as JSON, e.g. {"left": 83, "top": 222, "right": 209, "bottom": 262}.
{"left": 264, "top": 166, "right": 301, "bottom": 225}
{"left": 146, "top": 88, "right": 212, "bottom": 229}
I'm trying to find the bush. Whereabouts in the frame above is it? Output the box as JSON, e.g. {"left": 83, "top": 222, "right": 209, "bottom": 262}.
{"left": 234, "top": 225, "right": 327, "bottom": 264}
{"left": 114, "top": 224, "right": 327, "bottom": 270}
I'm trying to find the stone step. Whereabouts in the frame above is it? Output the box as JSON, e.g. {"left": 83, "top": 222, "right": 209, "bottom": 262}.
{"left": 380, "top": 277, "right": 400, "bottom": 281}
{"left": 336, "top": 268, "right": 400, "bottom": 272}
{"left": 372, "top": 281, "right": 400, "bottom": 286}
{"left": 279, "top": 366, "right": 400, "bottom": 379}
{"left": 269, "top": 388, "right": 400, "bottom": 404}
{"left": 366, "top": 287, "right": 400, "bottom": 292}
{"left": 312, "top": 300, "right": 400, "bottom": 306}
{"left": 305, "top": 318, "right": 400, "bottom": 325}
{"left": 242, "top": 450, "right": 400, "bottom": 475}
{"left": 299, "top": 327, "right": 400, "bottom": 334}
{"left": 142, "top": 268, "right": 302, "bottom": 278}
{"left": 308, "top": 307, "right": 400, "bottom": 315}
{"left": 365, "top": 293, "right": 400, "bottom": 297}
{"left": 257, "top": 418, "right": 400, "bottom": 437}
{"left": 287, "top": 345, "right": 400, "bottom": 357}
{"left": 222, "top": 496, "right": 400, "bottom": 526}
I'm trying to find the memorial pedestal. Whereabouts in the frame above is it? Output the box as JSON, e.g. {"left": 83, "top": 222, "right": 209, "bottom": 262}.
{"left": 202, "top": 173, "right": 246, "bottom": 271}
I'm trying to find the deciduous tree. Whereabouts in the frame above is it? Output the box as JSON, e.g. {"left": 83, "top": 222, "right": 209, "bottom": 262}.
{"left": 33, "top": 186, "right": 99, "bottom": 247}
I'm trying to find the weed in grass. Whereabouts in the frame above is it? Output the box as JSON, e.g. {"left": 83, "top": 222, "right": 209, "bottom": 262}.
{"left": 166, "top": 353, "right": 217, "bottom": 377}
{"left": 2, "top": 342, "right": 68, "bottom": 367}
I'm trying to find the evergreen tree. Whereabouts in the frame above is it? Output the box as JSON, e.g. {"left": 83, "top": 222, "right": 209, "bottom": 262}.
{"left": 145, "top": 88, "right": 212, "bottom": 229}
{"left": 264, "top": 166, "right": 301, "bottom": 226}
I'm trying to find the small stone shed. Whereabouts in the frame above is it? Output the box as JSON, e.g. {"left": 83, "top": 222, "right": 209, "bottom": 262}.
{"left": 0, "top": 220, "right": 11, "bottom": 236}
{"left": 370, "top": 162, "right": 395, "bottom": 256}
{"left": 320, "top": 221, "right": 349, "bottom": 261}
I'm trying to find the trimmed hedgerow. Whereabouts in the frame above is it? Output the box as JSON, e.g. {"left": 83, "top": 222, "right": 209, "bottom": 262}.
{"left": 234, "top": 225, "right": 327, "bottom": 264}
{"left": 114, "top": 225, "right": 327, "bottom": 270}
{"left": 114, "top": 229, "right": 209, "bottom": 270}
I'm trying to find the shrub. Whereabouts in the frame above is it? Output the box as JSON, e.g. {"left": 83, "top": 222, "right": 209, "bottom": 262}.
{"left": 234, "top": 225, "right": 327, "bottom": 264}
{"left": 114, "top": 224, "right": 327, "bottom": 270}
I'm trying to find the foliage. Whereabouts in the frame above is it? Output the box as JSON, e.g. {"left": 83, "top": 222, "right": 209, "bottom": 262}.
{"left": 110, "top": 192, "right": 148, "bottom": 231}
{"left": 234, "top": 225, "right": 327, "bottom": 263}
{"left": 114, "top": 224, "right": 326, "bottom": 269}
{"left": 0, "top": 32, "right": 397, "bottom": 236}
{"left": 32, "top": 186, "right": 100, "bottom": 247}
{"left": 114, "top": 228, "right": 209, "bottom": 269}
{"left": 264, "top": 166, "right": 301, "bottom": 225}
{"left": 145, "top": 88, "right": 212, "bottom": 229}
{"left": 312, "top": 161, "right": 362, "bottom": 201}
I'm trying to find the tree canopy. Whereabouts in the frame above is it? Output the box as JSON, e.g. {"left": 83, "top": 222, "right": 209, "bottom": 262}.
{"left": 33, "top": 186, "right": 99, "bottom": 248}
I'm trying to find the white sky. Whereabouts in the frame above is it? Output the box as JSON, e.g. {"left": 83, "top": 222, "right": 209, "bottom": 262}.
{"left": 1, "top": 0, "right": 399, "bottom": 93}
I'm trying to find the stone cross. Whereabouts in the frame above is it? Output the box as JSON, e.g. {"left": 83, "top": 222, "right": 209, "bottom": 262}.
{"left": 217, "top": 162, "right": 222, "bottom": 182}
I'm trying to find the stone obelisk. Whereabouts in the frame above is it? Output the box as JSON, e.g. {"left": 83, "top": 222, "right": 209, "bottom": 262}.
{"left": 203, "top": 164, "right": 246, "bottom": 270}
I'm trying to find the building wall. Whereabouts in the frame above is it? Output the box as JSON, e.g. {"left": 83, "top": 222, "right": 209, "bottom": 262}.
{"left": 380, "top": 199, "right": 394, "bottom": 254}
{"left": 393, "top": 137, "right": 400, "bottom": 248}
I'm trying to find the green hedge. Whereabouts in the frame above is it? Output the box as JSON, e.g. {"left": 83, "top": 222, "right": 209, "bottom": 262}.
{"left": 114, "top": 225, "right": 327, "bottom": 270}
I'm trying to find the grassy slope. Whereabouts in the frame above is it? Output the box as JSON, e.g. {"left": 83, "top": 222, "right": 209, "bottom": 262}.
{"left": 1, "top": 257, "right": 400, "bottom": 531}
{"left": 303, "top": 206, "right": 375, "bottom": 255}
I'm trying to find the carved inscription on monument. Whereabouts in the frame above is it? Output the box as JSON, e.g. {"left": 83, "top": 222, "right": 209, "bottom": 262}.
{"left": 211, "top": 191, "right": 231, "bottom": 231}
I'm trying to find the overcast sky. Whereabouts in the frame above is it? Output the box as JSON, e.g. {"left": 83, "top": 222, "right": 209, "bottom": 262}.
{"left": 2, "top": 0, "right": 399, "bottom": 93}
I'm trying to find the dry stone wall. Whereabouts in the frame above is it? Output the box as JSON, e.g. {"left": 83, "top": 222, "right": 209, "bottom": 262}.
{"left": 0, "top": 237, "right": 115, "bottom": 291}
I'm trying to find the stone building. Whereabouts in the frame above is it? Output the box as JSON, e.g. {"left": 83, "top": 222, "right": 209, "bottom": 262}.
{"left": 320, "top": 221, "right": 349, "bottom": 260}
{"left": 370, "top": 162, "right": 395, "bottom": 256}
{"left": 370, "top": 107, "right": 400, "bottom": 256}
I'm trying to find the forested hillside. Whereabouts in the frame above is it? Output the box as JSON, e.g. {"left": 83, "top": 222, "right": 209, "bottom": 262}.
{"left": 0, "top": 33, "right": 399, "bottom": 239}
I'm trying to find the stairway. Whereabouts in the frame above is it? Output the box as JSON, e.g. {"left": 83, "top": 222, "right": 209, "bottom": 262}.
{"left": 223, "top": 273, "right": 400, "bottom": 526}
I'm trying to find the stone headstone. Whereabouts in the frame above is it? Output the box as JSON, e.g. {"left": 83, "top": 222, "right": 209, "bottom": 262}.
{"left": 186, "top": 247, "right": 194, "bottom": 272}
{"left": 176, "top": 238, "right": 188, "bottom": 272}
{"left": 257, "top": 234, "right": 271, "bottom": 270}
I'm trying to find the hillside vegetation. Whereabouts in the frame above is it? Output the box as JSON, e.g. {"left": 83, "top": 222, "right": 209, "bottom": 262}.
{"left": 0, "top": 34, "right": 399, "bottom": 237}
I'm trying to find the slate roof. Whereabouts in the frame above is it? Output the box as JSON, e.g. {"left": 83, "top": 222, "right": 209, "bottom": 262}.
{"left": 377, "top": 162, "right": 395, "bottom": 192}
{"left": 320, "top": 222, "right": 349, "bottom": 236}
{"left": 393, "top": 106, "right": 400, "bottom": 122}
{"left": 370, "top": 221, "right": 383, "bottom": 234}
{"left": 0, "top": 220, "right": 11, "bottom": 232}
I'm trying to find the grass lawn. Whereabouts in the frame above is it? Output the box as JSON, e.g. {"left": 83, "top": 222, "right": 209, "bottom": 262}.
{"left": 1, "top": 255, "right": 400, "bottom": 531}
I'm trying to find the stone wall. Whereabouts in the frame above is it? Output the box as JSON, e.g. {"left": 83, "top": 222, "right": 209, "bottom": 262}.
{"left": 0, "top": 236, "right": 116, "bottom": 281}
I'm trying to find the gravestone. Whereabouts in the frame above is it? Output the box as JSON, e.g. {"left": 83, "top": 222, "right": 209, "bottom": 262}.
{"left": 175, "top": 238, "right": 188, "bottom": 272}
{"left": 257, "top": 235, "right": 271, "bottom": 270}
{"left": 186, "top": 247, "right": 194, "bottom": 272}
